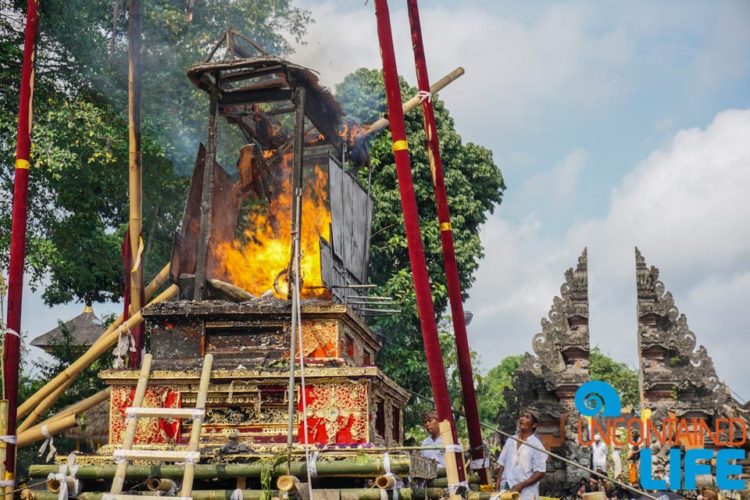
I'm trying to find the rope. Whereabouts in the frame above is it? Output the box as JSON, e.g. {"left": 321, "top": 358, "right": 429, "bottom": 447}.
{"left": 0, "top": 435, "right": 17, "bottom": 444}
{"left": 403, "top": 387, "right": 659, "bottom": 500}
{"left": 49, "top": 453, "right": 80, "bottom": 500}
{"left": 295, "top": 265, "right": 313, "bottom": 491}
{"left": 38, "top": 425, "right": 57, "bottom": 463}
{"left": 383, "top": 451, "right": 391, "bottom": 473}
{"left": 286, "top": 180, "right": 315, "bottom": 500}
{"left": 416, "top": 90, "right": 432, "bottom": 103}
{"left": 112, "top": 324, "right": 135, "bottom": 369}
{"left": 2, "top": 328, "right": 19, "bottom": 337}
{"left": 306, "top": 450, "right": 319, "bottom": 479}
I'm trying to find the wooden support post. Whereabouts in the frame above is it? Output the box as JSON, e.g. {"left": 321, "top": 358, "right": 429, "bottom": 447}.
{"left": 4, "top": 0, "right": 40, "bottom": 484}
{"left": 127, "top": 0, "right": 144, "bottom": 367}
{"left": 286, "top": 87, "right": 306, "bottom": 462}
{"left": 439, "top": 420, "right": 462, "bottom": 500}
{"left": 194, "top": 94, "right": 220, "bottom": 300}
{"left": 372, "top": 0, "right": 466, "bottom": 482}
{"left": 180, "top": 353, "right": 213, "bottom": 497}
{"left": 0, "top": 400, "right": 8, "bottom": 499}
{"left": 110, "top": 354, "right": 153, "bottom": 494}
{"left": 405, "top": 0, "right": 489, "bottom": 484}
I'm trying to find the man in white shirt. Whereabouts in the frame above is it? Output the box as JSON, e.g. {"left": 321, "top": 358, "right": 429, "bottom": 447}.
{"left": 591, "top": 433, "right": 608, "bottom": 474}
{"left": 496, "top": 409, "right": 548, "bottom": 500}
{"left": 420, "top": 409, "right": 445, "bottom": 467}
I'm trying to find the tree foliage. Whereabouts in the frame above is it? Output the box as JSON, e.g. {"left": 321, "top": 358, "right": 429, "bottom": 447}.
{"left": 0, "top": 0, "right": 310, "bottom": 305}
{"left": 336, "top": 68, "right": 506, "bottom": 429}
{"left": 589, "top": 347, "right": 639, "bottom": 409}
{"left": 476, "top": 354, "right": 523, "bottom": 424}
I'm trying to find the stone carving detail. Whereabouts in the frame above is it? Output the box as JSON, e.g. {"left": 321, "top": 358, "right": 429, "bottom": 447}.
{"left": 532, "top": 248, "right": 590, "bottom": 394}
{"left": 635, "top": 248, "right": 731, "bottom": 413}
{"left": 499, "top": 250, "right": 591, "bottom": 495}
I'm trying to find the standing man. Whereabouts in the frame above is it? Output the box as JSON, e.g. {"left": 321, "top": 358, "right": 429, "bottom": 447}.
{"left": 591, "top": 433, "right": 608, "bottom": 475}
{"left": 421, "top": 409, "right": 445, "bottom": 467}
{"left": 496, "top": 409, "right": 548, "bottom": 500}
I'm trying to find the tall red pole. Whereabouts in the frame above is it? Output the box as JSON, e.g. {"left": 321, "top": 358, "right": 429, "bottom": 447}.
{"left": 373, "top": 0, "right": 466, "bottom": 484}
{"left": 406, "top": 0, "right": 490, "bottom": 485}
{"left": 3, "top": 0, "right": 40, "bottom": 484}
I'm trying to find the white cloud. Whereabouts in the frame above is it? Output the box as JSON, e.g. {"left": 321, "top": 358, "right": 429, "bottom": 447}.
{"left": 515, "top": 149, "right": 589, "bottom": 208}
{"left": 289, "top": 2, "right": 635, "bottom": 143}
{"left": 468, "top": 109, "right": 750, "bottom": 400}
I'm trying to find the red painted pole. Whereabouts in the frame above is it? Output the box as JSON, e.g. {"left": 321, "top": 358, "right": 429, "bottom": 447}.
{"left": 3, "top": 0, "right": 40, "bottom": 485}
{"left": 373, "top": 0, "right": 466, "bottom": 484}
{"left": 406, "top": 0, "right": 490, "bottom": 485}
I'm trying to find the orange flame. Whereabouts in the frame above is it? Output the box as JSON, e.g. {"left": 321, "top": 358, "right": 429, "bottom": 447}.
{"left": 339, "top": 122, "right": 366, "bottom": 145}
{"left": 214, "top": 154, "right": 331, "bottom": 299}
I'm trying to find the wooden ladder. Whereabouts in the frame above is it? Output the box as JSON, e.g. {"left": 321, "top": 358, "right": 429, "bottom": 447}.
{"left": 104, "top": 353, "right": 214, "bottom": 500}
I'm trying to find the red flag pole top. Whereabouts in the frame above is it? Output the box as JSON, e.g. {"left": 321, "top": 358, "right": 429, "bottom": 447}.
{"left": 406, "top": 0, "right": 490, "bottom": 485}
{"left": 4, "top": 0, "right": 40, "bottom": 484}
{"left": 372, "top": 0, "right": 466, "bottom": 484}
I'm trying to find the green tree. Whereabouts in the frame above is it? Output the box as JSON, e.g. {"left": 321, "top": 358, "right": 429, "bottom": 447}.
{"left": 335, "top": 68, "right": 506, "bottom": 429}
{"left": 476, "top": 354, "right": 523, "bottom": 424}
{"left": 35, "top": 0, "right": 311, "bottom": 172}
{"left": 589, "top": 347, "right": 639, "bottom": 409}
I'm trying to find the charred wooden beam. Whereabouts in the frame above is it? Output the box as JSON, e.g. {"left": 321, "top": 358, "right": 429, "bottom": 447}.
{"left": 221, "top": 88, "right": 293, "bottom": 105}
{"left": 194, "top": 93, "right": 220, "bottom": 300}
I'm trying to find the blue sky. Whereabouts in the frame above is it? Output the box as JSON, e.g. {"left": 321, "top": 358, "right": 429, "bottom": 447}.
{"left": 285, "top": 0, "right": 750, "bottom": 399}
{"left": 20, "top": 1, "right": 750, "bottom": 400}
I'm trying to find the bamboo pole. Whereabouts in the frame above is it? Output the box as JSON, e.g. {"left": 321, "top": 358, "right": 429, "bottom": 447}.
{"left": 25, "top": 488, "right": 481, "bottom": 500}
{"left": 144, "top": 262, "right": 170, "bottom": 298}
{"left": 428, "top": 474, "right": 480, "bottom": 487}
{"left": 16, "top": 414, "right": 77, "bottom": 448}
{"left": 0, "top": 400, "right": 8, "bottom": 498}
{"left": 45, "top": 475, "right": 75, "bottom": 495}
{"left": 29, "top": 456, "right": 413, "bottom": 480}
{"left": 146, "top": 478, "right": 176, "bottom": 492}
{"left": 127, "top": 0, "right": 144, "bottom": 368}
{"left": 439, "top": 420, "right": 462, "bottom": 500}
{"left": 180, "top": 353, "right": 213, "bottom": 497}
{"left": 362, "top": 67, "right": 464, "bottom": 138}
{"left": 110, "top": 354, "right": 153, "bottom": 494}
{"left": 17, "top": 285, "right": 178, "bottom": 418}
{"left": 18, "top": 263, "right": 169, "bottom": 419}
{"left": 17, "top": 377, "right": 74, "bottom": 433}
{"left": 34, "top": 388, "right": 111, "bottom": 431}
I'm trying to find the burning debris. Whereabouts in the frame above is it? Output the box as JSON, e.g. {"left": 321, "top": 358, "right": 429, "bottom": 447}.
{"left": 215, "top": 155, "right": 332, "bottom": 298}
{"left": 170, "top": 30, "right": 374, "bottom": 306}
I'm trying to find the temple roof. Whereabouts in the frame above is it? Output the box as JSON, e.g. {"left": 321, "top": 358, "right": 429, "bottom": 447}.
{"left": 30, "top": 305, "right": 103, "bottom": 354}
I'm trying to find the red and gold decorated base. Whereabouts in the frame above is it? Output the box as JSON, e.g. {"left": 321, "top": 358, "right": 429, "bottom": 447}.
{"left": 109, "top": 386, "right": 181, "bottom": 445}
{"left": 101, "top": 366, "right": 407, "bottom": 449}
